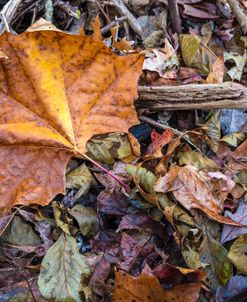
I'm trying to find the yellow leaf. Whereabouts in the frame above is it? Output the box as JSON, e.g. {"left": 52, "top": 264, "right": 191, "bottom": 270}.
{"left": 0, "top": 22, "right": 144, "bottom": 211}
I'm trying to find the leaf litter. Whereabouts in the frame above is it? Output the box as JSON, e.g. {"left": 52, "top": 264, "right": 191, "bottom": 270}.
{"left": 0, "top": 1, "right": 247, "bottom": 302}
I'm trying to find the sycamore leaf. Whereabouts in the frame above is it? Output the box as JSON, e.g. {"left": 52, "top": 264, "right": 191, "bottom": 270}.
{"left": 228, "top": 234, "right": 247, "bottom": 274}
{"left": 38, "top": 233, "right": 91, "bottom": 302}
{"left": 113, "top": 270, "right": 201, "bottom": 302}
{"left": 155, "top": 165, "right": 240, "bottom": 225}
{"left": 0, "top": 23, "right": 143, "bottom": 211}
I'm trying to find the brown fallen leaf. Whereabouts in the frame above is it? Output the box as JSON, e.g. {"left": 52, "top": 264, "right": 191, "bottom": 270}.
{"left": 113, "top": 270, "right": 201, "bottom": 302}
{"left": 206, "top": 56, "right": 225, "bottom": 84}
{"left": 0, "top": 23, "right": 144, "bottom": 211}
{"left": 155, "top": 165, "right": 241, "bottom": 225}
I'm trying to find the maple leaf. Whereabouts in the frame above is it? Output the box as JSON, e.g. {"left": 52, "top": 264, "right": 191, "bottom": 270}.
{"left": 0, "top": 24, "right": 144, "bottom": 211}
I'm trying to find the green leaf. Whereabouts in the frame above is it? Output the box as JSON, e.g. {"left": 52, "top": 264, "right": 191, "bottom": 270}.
{"left": 178, "top": 151, "right": 217, "bottom": 170}
{"left": 126, "top": 164, "right": 155, "bottom": 194}
{"left": 86, "top": 132, "right": 133, "bottom": 164}
{"left": 228, "top": 234, "right": 247, "bottom": 274}
{"left": 199, "top": 236, "right": 233, "bottom": 290}
{"left": 1, "top": 215, "right": 41, "bottom": 246}
{"left": 224, "top": 50, "right": 247, "bottom": 81}
{"left": 70, "top": 205, "right": 99, "bottom": 237}
{"left": 180, "top": 34, "right": 217, "bottom": 74}
{"left": 221, "top": 132, "right": 246, "bottom": 148}
{"left": 38, "top": 233, "right": 91, "bottom": 302}
{"left": 66, "top": 163, "right": 96, "bottom": 199}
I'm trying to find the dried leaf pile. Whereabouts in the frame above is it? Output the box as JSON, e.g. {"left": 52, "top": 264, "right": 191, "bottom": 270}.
{"left": 0, "top": 1, "right": 247, "bottom": 302}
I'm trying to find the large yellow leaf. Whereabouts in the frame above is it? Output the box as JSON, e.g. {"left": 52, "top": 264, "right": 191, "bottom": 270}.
{"left": 0, "top": 25, "right": 144, "bottom": 211}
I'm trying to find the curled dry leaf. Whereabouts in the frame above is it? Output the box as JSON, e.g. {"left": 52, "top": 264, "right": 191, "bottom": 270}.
{"left": 113, "top": 270, "right": 201, "bottom": 302}
{"left": 206, "top": 55, "right": 225, "bottom": 84}
{"left": 0, "top": 23, "right": 144, "bottom": 211}
{"left": 155, "top": 165, "right": 240, "bottom": 225}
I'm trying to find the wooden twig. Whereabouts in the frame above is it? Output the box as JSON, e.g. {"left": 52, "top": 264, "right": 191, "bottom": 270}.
{"left": 168, "top": 0, "right": 182, "bottom": 35}
{"left": 0, "top": 0, "right": 23, "bottom": 34}
{"left": 111, "top": 0, "right": 143, "bottom": 39}
{"left": 101, "top": 16, "right": 127, "bottom": 34}
{"left": 136, "top": 82, "right": 247, "bottom": 112}
{"left": 226, "top": 0, "right": 247, "bottom": 33}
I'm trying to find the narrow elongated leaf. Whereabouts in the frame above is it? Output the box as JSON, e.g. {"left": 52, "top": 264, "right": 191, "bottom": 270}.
{"left": 38, "top": 233, "right": 90, "bottom": 302}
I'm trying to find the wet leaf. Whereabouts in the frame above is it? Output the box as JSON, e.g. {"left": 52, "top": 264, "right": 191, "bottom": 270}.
{"left": 0, "top": 24, "right": 143, "bottom": 211}
{"left": 70, "top": 205, "right": 99, "bottom": 237}
{"left": 221, "top": 201, "right": 247, "bottom": 244}
{"left": 38, "top": 233, "right": 91, "bottom": 302}
{"left": 155, "top": 165, "right": 238, "bottom": 225}
{"left": 228, "top": 234, "right": 247, "bottom": 274}
{"left": 113, "top": 270, "right": 201, "bottom": 302}
{"left": 178, "top": 151, "right": 217, "bottom": 170}
{"left": 199, "top": 235, "right": 233, "bottom": 290}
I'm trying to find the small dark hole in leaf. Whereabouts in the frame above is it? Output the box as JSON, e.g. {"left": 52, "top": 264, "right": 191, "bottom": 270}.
{"left": 147, "top": 296, "right": 151, "bottom": 300}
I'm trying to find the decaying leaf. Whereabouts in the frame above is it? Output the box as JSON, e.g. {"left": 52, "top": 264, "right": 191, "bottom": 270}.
{"left": 221, "top": 200, "right": 247, "bottom": 244}
{"left": 38, "top": 233, "right": 91, "bottom": 302}
{"left": 224, "top": 50, "right": 247, "bottom": 81}
{"left": 113, "top": 270, "right": 201, "bottom": 302}
{"left": 199, "top": 235, "right": 233, "bottom": 290}
{"left": 146, "top": 129, "right": 174, "bottom": 158}
{"left": 66, "top": 163, "right": 96, "bottom": 199}
{"left": 86, "top": 132, "right": 136, "bottom": 164}
{"left": 228, "top": 234, "right": 247, "bottom": 274}
{"left": 221, "top": 132, "right": 246, "bottom": 147}
{"left": 0, "top": 23, "right": 143, "bottom": 211}
{"left": 1, "top": 215, "right": 41, "bottom": 247}
{"left": 206, "top": 55, "right": 225, "bottom": 83}
{"left": 216, "top": 275, "right": 247, "bottom": 302}
{"left": 180, "top": 34, "right": 217, "bottom": 74}
{"left": 178, "top": 151, "right": 217, "bottom": 170}
{"left": 70, "top": 204, "right": 99, "bottom": 237}
{"left": 155, "top": 165, "right": 239, "bottom": 225}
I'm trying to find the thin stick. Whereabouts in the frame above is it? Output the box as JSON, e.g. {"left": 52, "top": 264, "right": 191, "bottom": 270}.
{"left": 139, "top": 115, "right": 203, "bottom": 153}
{"left": 82, "top": 153, "right": 130, "bottom": 191}
{"left": 167, "top": 0, "right": 182, "bottom": 35}
{"left": 111, "top": 0, "right": 143, "bottom": 39}
{"left": 101, "top": 16, "right": 127, "bottom": 34}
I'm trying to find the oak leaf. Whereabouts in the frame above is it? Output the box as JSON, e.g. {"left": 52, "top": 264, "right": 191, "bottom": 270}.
{"left": 0, "top": 25, "right": 143, "bottom": 211}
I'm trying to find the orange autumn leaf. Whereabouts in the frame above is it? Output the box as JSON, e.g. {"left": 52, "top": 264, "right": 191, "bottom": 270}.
{"left": 206, "top": 56, "right": 225, "bottom": 84}
{"left": 113, "top": 270, "right": 201, "bottom": 302}
{"left": 0, "top": 24, "right": 144, "bottom": 211}
{"left": 146, "top": 129, "right": 174, "bottom": 157}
